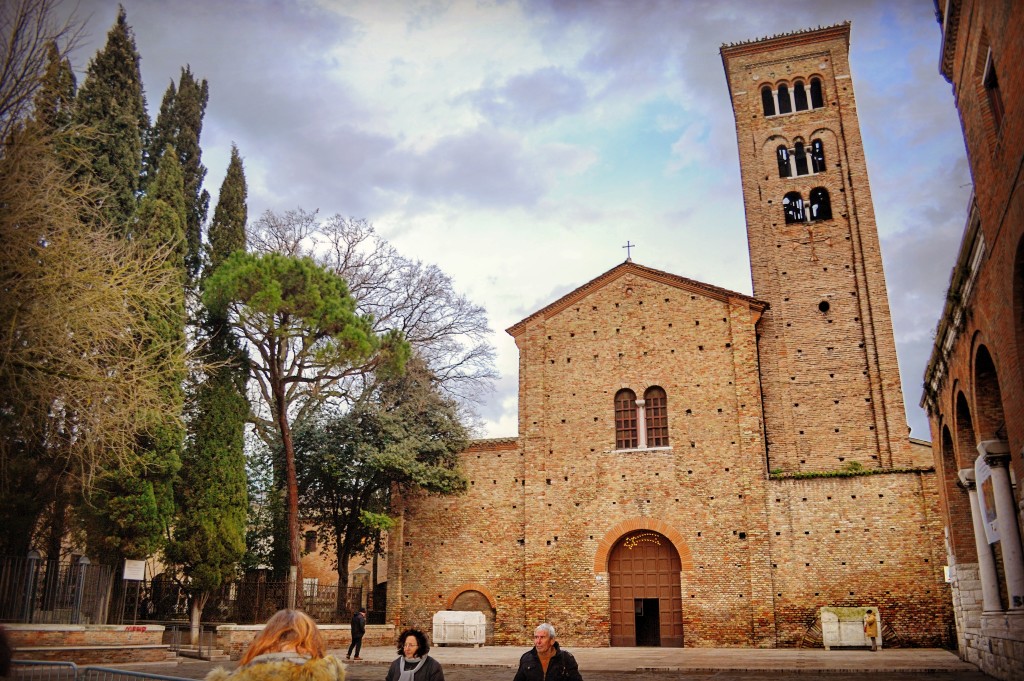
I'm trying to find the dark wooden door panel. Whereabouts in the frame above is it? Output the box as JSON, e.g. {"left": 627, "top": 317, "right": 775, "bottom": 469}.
{"left": 608, "top": 531, "right": 684, "bottom": 647}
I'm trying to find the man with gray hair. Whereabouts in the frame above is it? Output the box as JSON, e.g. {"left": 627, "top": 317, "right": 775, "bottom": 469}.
{"left": 512, "top": 623, "right": 583, "bottom": 681}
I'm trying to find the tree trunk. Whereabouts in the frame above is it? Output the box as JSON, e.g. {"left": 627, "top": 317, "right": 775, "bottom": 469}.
{"left": 190, "top": 591, "right": 209, "bottom": 646}
{"left": 274, "top": 380, "right": 303, "bottom": 608}
{"left": 335, "top": 539, "right": 351, "bottom": 616}
{"left": 371, "top": 536, "right": 380, "bottom": 609}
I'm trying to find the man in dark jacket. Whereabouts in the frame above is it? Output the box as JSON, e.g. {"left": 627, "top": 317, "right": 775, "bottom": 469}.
{"left": 347, "top": 607, "right": 366, "bottom": 660}
{"left": 513, "top": 623, "right": 583, "bottom": 681}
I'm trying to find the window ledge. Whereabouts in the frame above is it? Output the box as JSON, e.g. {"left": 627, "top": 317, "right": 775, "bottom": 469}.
{"left": 764, "top": 106, "right": 825, "bottom": 120}
{"left": 610, "top": 446, "right": 673, "bottom": 454}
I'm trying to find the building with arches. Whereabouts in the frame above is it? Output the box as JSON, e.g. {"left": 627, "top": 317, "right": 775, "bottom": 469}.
{"left": 387, "top": 24, "right": 953, "bottom": 648}
{"left": 921, "top": 1, "right": 1024, "bottom": 678}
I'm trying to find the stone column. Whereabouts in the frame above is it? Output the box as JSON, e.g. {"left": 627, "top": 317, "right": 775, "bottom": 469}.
{"left": 978, "top": 440, "right": 1024, "bottom": 610}
{"left": 959, "top": 467, "right": 1002, "bottom": 612}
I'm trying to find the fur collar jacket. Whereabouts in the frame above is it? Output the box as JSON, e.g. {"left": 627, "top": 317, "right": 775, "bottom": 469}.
{"left": 205, "top": 652, "right": 345, "bottom": 681}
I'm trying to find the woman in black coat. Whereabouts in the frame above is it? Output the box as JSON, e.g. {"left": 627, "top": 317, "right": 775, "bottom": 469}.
{"left": 384, "top": 628, "right": 444, "bottom": 681}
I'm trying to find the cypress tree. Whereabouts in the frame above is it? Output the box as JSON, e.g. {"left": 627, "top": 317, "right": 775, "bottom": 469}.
{"left": 81, "top": 146, "right": 186, "bottom": 563}
{"left": 74, "top": 6, "right": 148, "bottom": 231}
{"left": 166, "top": 147, "right": 250, "bottom": 638}
{"left": 145, "top": 67, "right": 210, "bottom": 278}
{"left": 32, "top": 42, "right": 77, "bottom": 134}
{"left": 207, "top": 145, "right": 247, "bottom": 271}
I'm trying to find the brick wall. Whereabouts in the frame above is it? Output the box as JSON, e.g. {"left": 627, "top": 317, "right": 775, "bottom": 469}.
{"left": 389, "top": 264, "right": 953, "bottom": 647}
{"left": 215, "top": 623, "right": 396, "bottom": 660}
{"left": 922, "top": 2, "right": 1024, "bottom": 680}
{"left": 7, "top": 624, "right": 172, "bottom": 664}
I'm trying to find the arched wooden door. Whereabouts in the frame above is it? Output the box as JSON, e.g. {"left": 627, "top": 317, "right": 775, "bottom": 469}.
{"left": 608, "top": 530, "right": 683, "bottom": 646}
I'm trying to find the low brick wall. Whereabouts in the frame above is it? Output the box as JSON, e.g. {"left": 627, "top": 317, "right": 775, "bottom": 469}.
{"left": 6, "top": 624, "right": 174, "bottom": 664}
{"left": 215, "top": 623, "right": 395, "bottom": 660}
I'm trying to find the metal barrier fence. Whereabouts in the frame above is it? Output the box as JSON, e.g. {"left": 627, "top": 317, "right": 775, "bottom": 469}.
{"left": 162, "top": 622, "right": 217, "bottom": 659}
{"left": 11, "top": 661, "right": 78, "bottom": 681}
{"left": 2, "top": 554, "right": 366, "bottom": 625}
{"left": 1, "top": 557, "right": 113, "bottom": 624}
{"left": 12, "top": 661, "right": 192, "bottom": 681}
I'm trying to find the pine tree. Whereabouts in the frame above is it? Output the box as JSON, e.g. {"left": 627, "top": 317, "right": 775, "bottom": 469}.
{"left": 145, "top": 66, "right": 210, "bottom": 277}
{"left": 73, "top": 6, "right": 148, "bottom": 231}
{"left": 167, "top": 148, "right": 250, "bottom": 642}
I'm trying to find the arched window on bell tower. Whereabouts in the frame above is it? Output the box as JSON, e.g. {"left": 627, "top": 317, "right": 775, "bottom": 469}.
{"left": 777, "top": 84, "right": 792, "bottom": 114}
{"left": 810, "top": 139, "right": 826, "bottom": 173}
{"left": 810, "top": 77, "right": 824, "bottom": 108}
{"left": 809, "top": 187, "right": 832, "bottom": 220}
{"left": 794, "top": 80, "right": 808, "bottom": 111}
{"left": 776, "top": 145, "right": 791, "bottom": 178}
{"left": 793, "top": 141, "right": 809, "bottom": 176}
{"left": 783, "top": 191, "right": 804, "bottom": 224}
{"left": 761, "top": 85, "right": 776, "bottom": 116}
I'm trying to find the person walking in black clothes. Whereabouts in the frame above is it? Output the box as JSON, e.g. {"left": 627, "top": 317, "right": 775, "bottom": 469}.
{"left": 513, "top": 623, "right": 583, "bottom": 681}
{"left": 347, "top": 607, "right": 366, "bottom": 660}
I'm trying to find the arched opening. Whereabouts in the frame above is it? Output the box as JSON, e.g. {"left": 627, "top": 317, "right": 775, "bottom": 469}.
{"left": 810, "top": 77, "right": 824, "bottom": 108}
{"left": 1013, "top": 236, "right": 1024, "bottom": 397}
{"left": 954, "top": 391, "right": 977, "bottom": 469}
{"left": 644, "top": 386, "right": 669, "bottom": 446}
{"left": 941, "top": 425, "right": 977, "bottom": 561}
{"left": 793, "top": 141, "right": 809, "bottom": 176}
{"left": 615, "top": 389, "right": 638, "bottom": 449}
{"left": 783, "top": 191, "right": 804, "bottom": 224}
{"left": 608, "top": 530, "right": 683, "bottom": 647}
{"left": 973, "top": 346, "right": 1006, "bottom": 441}
{"left": 776, "top": 145, "right": 790, "bottom": 177}
{"left": 794, "top": 80, "right": 808, "bottom": 111}
{"left": 761, "top": 85, "right": 776, "bottom": 116}
{"left": 809, "top": 187, "right": 832, "bottom": 220}
{"left": 450, "top": 589, "right": 496, "bottom": 644}
{"left": 810, "top": 139, "right": 826, "bottom": 173}
{"left": 777, "top": 84, "right": 792, "bottom": 114}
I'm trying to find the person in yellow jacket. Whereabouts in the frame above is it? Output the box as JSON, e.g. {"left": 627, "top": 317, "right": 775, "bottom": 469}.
{"left": 863, "top": 609, "right": 879, "bottom": 652}
{"left": 206, "top": 609, "right": 345, "bottom": 681}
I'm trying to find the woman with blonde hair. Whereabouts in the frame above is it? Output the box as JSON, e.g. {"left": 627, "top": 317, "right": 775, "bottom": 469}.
{"left": 206, "top": 609, "right": 344, "bottom": 681}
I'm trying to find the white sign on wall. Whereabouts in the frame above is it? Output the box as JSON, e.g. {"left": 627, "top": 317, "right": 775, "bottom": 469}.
{"left": 123, "top": 559, "right": 146, "bottom": 581}
{"left": 974, "top": 454, "right": 1000, "bottom": 544}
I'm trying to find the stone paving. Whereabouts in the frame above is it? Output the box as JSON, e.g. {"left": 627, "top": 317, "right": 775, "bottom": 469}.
{"left": 116, "top": 645, "right": 996, "bottom": 681}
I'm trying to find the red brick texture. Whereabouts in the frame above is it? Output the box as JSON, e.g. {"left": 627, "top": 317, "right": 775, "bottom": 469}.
{"left": 922, "top": 1, "right": 1024, "bottom": 679}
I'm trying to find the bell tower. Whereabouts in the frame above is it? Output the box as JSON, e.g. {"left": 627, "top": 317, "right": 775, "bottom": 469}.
{"left": 720, "top": 23, "right": 918, "bottom": 472}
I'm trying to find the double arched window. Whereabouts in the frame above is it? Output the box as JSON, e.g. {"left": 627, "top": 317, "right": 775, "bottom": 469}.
{"left": 776, "top": 139, "right": 827, "bottom": 178}
{"left": 615, "top": 386, "right": 670, "bottom": 450}
{"left": 782, "top": 187, "right": 832, "bottom": 224}
{"left": 761, "top": 77, "right": 825, "bottom": 117}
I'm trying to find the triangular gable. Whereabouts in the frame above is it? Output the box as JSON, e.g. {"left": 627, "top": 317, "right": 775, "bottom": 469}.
{"left": 506, "top": 260, "right": 768, "bottom": 337}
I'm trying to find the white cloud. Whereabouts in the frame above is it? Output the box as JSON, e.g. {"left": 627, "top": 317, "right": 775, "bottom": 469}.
{"left": 62, "top": 0, "right": 965, "bottom": 441}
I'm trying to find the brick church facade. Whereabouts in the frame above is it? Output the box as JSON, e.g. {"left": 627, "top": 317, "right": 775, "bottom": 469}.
{"left": 387, "top": 24, "right": 954, "bottom": 648}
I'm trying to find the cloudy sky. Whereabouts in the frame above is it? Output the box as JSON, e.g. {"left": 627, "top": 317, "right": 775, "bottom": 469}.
{"left": 60, "top": 0, "right": 970, "bottom": 441}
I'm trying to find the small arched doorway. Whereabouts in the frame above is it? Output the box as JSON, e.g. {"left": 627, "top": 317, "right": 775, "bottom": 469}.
{"left": 450, "top": 589, "right": 496, "bottom": 644}
{"left": 608, "top": 530, "right": 683, "bottom": 647}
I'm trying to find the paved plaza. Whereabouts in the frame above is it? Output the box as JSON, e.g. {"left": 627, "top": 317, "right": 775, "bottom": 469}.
{"left": 117, "top": 645, "right": 995, "bottom": 681}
